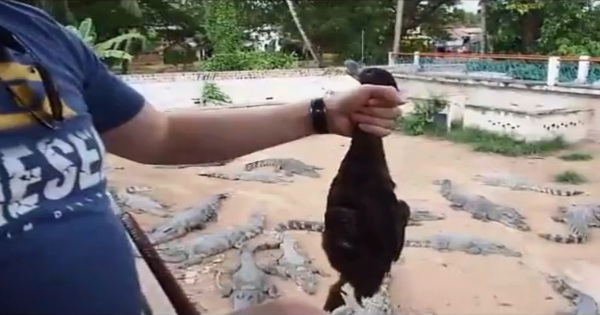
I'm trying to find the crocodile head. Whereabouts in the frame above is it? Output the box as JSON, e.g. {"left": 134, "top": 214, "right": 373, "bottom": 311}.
{"left": 344, "top": 59, "right": 362, "bottom": 79}
{"left": 437, "top": 179, "right": 453, "bottom": 197}
{"left": 231, "top": 290, "right": 264, "bottom": 311}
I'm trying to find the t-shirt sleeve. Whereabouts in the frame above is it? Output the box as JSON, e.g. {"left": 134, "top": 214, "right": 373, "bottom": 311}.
{"left": 60, "top": 27, "right": 146, "bottom": 134}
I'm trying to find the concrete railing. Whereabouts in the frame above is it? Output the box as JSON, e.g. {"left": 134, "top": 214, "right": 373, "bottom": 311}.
{"left": 388, "top": 52, "right": 600, "bottom": 88}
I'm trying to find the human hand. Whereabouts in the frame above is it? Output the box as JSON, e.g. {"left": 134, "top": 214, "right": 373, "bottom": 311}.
{"left": 324, "top": 84, "right": 406, "bottom": 137}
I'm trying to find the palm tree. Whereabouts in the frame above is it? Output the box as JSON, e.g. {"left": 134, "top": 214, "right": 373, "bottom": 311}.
{"left": 284, "top": 0, "right": 321, "bottom": 67}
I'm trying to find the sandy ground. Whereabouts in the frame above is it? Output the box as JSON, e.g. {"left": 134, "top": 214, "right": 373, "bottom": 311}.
{"left": 107, "top": 133, "right": 600, "bottom": 315}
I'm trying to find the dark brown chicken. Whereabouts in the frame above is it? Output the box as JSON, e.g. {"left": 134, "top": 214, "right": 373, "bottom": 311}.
{"left": 322, "top": 64, "right": 410, "bottom": 312}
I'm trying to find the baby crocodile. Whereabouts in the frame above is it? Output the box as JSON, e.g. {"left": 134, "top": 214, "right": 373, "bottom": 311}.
{"left": 147, "top": 192, "right": 231, "bottom": 245}
{"left": 408, "top": 208, "right": 446, "bottom": 226}
{"left": 404, "top": 233, "right": 522, "bottom": 257}
{"left": 158, "top": 211, "right": 265, "bottom": 268}
{"left": 330, "top": 273, "right": 395, "bottom": 315}
{"left": 197, "top": 169, "right": 293, "bottom": 184}
{"left": 546, "top": 274, "right": 599, "bottom": 315}
{"left": 260, "top": 232, "right": 328, "bottom": 295}
{"left": 154, "top": 159, "right": 234, "bottom": 169}
{"left": 473, "top": 173, "right": 585, "bottom": 197}
{"left": 109, "top": 187, "right": 172, "bottom": 218}
{"left": 216, "top": 241, "right": 279, "bottom": 311}
{"left": 538, "top": 204, "right": 600, "bottom": 244}
{"left": 274, "top": 219, "right": 325, "bottom": 233}
{"left": 436, "top": 179, "right": 530, "bottom": 232}
{"left": 244, "top": 158, "right": 322, "bottom": 178}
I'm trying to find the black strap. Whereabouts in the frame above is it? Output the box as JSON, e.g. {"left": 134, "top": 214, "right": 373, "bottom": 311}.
{"left": 310, "top": 97, "right": 328, "bottom": 134}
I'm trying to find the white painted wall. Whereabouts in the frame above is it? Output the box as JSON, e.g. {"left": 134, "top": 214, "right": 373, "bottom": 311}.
{"left": 127, "top": 75, "right": 360, "bottom": 111}
{"left": 123, "top": 71, "right": 600, "bottom": 143}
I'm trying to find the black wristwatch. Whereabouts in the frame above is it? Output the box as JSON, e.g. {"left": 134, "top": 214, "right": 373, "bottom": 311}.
{"left": 310, "top": 97, "right": 329, "bottom": 134}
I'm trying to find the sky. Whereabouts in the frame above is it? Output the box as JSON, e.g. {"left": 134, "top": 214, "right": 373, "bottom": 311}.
{"left": 458, "top": 0, "right": 479, "bottom": 13}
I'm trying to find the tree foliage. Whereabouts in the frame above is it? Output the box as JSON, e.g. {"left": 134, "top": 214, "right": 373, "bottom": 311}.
{"left": 239, "top": 0, "right": 461, "bottom": 64}
{"left": 487, "top": 0, "right": 600, "bottom": 55}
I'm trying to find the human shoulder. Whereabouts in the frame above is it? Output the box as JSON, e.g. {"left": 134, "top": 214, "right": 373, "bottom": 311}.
{"left": 2, "top": 1, "right": 93, "bottom": 80}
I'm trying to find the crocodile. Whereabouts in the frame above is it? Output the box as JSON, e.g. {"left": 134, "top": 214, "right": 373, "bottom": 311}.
{"left": 125, "top": 185, "right": 153, "bottom": 194}
{"left": 146, "top": 192, "right": 231, "bottom": 245}
{"left": 408, "top": 208, "right": 446, "bottom": 226}
{"left": 273, "top": 209, "right": 443, "bottom": 235}
{"left": 538, "top": 204, "right": 600, "bottom": 244}
{"left": 158, "top": 211, "right": 266, "bottom": 268}
{"left": 323, "top": 66, "right": 410, "bottom": 312}
{"left": 154, "top": 159, "right": 234, "bottom": 169}
{"left": 110, "top": 187, "right": 172, "bottom": 218}
{"left": 404, "top": 233, "right": 522, "bottom": 257}
{"left": 436, "top": 179, "right": 530, "bottom": 232}
{"left": 330, "top": 273, "right": 394, "bottom": 315}
{"left": 343, "top": 59, "right": 363, "bottom": 81}
{"left": 215, "top": 241, "right": 279, "bottom": 311}
{"left": 197, "top": 169, "right": 293, "bottom": 184}
{"left": 259, "top": 232, "right": 329, "bottom": 295}
{"left": 274, "top": 219, "right": 325, "bottom": 233}
{"left": 243, "top": 158, "right": 323, "bottom": 178}
{"left": 546, "top": 274, "right": 599, "bottom": 315}
{"left": 473, "top": 172, "right": 585, "bottom": 197}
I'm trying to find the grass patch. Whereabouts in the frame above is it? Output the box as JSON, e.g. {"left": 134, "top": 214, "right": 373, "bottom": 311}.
{"left": 445, "top": 128, "right": 567, "bottom": 157}
{"left": 397, "top": 96, "right": 568, "bottom": 157}
{"left": 553, "top": 170, "right": 588, "bottom": 185}
{"left": 559, "top": 152, "right": 593, "bottom": 161}
{"left": 398, "top": 117, "right": 568, "bottom": 157}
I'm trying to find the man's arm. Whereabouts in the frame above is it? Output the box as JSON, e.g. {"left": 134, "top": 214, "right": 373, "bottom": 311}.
{"left": 101, "top": 100, "right": 316, "bottom": 165}
{"left": 55, "top": 20, "right": 317, "bottom": 165}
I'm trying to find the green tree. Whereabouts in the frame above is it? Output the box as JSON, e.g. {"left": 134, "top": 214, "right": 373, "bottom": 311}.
{"left": 486, "top": 0, "right": 600, "bottom": 55}
{"left": 240, "top": 0, "right": 459, "bottom": 64}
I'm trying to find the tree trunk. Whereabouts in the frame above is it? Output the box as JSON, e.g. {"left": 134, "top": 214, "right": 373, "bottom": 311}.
{"left": 479, "top": 0, "right": 487, "bottom": 53}
{"left": 285, "top": 0, "right": 321, "bottom": 67}
{"left": 392, "top": 0, "right": 404, "bottom": 55}
{"left": 520, "top": 11, "right": 542, "bottom": 53}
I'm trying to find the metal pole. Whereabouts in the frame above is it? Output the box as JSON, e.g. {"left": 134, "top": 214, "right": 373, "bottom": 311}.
{"left": 361, "top": 29, "right": 365, "bottom": 62}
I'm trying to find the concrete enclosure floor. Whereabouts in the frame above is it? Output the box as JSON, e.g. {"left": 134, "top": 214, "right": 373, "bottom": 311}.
{"left": 108, "top": 134, "right": 600, "bottom": 315}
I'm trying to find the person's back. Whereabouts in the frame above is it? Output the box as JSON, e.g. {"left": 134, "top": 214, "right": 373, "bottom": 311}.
{"left": 0, "top": 2, "right": 144, "bottom": 313}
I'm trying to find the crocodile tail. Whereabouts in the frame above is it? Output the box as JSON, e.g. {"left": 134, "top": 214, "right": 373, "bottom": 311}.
{"left": 198, "top": 170, "right": 225, "bottom": 179}
{"left": 403, "top": 240, "right": 432, "bottom": 248}
{"left": 275, "top": 220, "right": 325, "bottom": 233}
{"left": 254, "top": 240, "right": 282, "bottom": 252}
{"left": 530, "top": 186, "right": 585, "bottom": 196}
{"left": 244, "top": 159, "right": 276, "bottom": 171}
{"left": 217, "top": 191, "right": 233, "bottom": 199}
{"left": 537, "top": 233, "right": 585, "bottom": 244}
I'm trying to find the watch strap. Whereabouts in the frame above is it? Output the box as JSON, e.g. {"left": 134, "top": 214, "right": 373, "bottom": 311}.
{"left": 310, "top": 97, "right": 328, "bottom": 134}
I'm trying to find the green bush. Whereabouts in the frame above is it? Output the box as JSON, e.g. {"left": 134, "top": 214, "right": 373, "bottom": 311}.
{"left": 400, "top": 97, "right": 448, "bottom": 136}
{"left": 553, "top": 171, "right": 588, "bottom": 185}
{"left": 202, "top": 82, "right": 230, "bottom": 105}
{"left": 559, "top": 152, "right": 593, "bottom": 161}
{"left": 163, "top": 45, "right": 197, "bottom": 66}
{"left": 199, "top": 51, "right": 298, "bottom": 71}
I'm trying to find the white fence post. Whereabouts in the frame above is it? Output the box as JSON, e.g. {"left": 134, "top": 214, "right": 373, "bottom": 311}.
{"left": 413, "top": 51, "right": 420, "bottom": 67}
{"left": 546, "top": 56, "right": 560, "bottom": 86}
{"left": 577, "top": 55, "right": 590, "bottom": 84}
{"left": 388, "top": 52, "right": 395, "bottom": 66}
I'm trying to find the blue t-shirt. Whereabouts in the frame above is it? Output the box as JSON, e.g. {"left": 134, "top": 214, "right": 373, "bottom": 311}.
{"left": 0, "top": 2, "right": 146, "bottom": 314}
